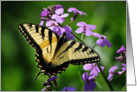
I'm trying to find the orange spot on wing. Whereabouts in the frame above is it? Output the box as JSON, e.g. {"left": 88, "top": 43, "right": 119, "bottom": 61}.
{"left": 40, "top": 37, "right": 57, "bottom": 49}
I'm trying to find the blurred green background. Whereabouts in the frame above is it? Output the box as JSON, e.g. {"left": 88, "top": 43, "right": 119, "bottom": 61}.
{"left": 1, "top": 1, "right": 126, "bottom": 91}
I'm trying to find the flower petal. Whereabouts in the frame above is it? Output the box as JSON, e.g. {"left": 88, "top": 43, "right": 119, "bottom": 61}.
{"left": 66, "top": 33, "right": 75, "bottom": 40}
{"left": 41, "top": 11, "right": 48, "bottom": 17}
{"left": 117, "top": 45, "right": 126, "bottom": 53}
{"left": 78, "top": 11, "right": 87, "bottom": 15}
{"left": 76, "top": 22, "right": 86, "bottom": 26}
{"left": 96, "top": 39, "right": 105, "bottom": 47}
{"left": 60, "top": 13, "right": 69, "bottom": 17}
{"left": 88, "top": 75, "right": 95, "bottom": 81}
{"left": 108, "top": 73, "right": 113, "bottom": 81}
{"left": 109, "top": 65, "right": 118, "bottom": 73}
{"left": 55, "top": 4, "right": 63, "bottom": 10}
{"left": 115, "top": 56, "right": 124, "bottom": 61}
{"left": 48, "top": 76, "right": 58, "bottom": 82}
{"left": 46, "top": 21, "right": 57, "bottom": 26}
{"left": 83, "top": 64, "right": 92, "bottom": 71}
{"left": 55, "top": 17, "right": 65, "bottom": 24}
{"left": 93, "top": 33, "right": 101, "bottom": 38}
{"left": 39, "top": 20, "right": 44, "bottom": 26}
{"left": 51, "top": 14, "right": 59, "bottom": 19}
{"left": 82, "top": 72, "right": 88, "bottom": 81}
{"left": 68, "top": 7, "right": 77, "bottom": 12}
{"left": 90, "top": 67, "right": 98, "bottom": 76}
{"left": 85, "top": 28, "right": 93, "bottom": 36}
{"left": 62, "top": 87, "right": 67, "bottom": 91}
{"left": 105, "top": 38, "right": 112, "bottom": 47}
{"left": 94, "top": 65, "right": 104, "bottom": 73}
{"left": 84, "top": 81, "right": 96, "bottom": 91}
{"left": 75, "top": 27, "right": 83, "bottom": 33}
{"left": 55, "top": 8, "right": 64, "bottom": 15}
{"left": 121, "top": 63, "right": 126, "bottom": 66}
{"left": 65, "top": 25, "right": 72, "bottom": 33}
{"left": 122, "top": 67, "right": 126, "bottom": 71}
{"left": 86, "top": 25, "right": 96, "bottom": 30}
{"left": 67, "top": 86, "right": 76, "bottom": 91}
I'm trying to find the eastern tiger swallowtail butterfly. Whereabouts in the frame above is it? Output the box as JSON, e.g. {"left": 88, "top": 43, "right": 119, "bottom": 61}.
{"left": 18, "top": 23, "right": 100, "bottom": 80}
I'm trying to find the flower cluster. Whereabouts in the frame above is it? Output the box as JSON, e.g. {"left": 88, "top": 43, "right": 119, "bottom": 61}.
{"left": 39, "top": 4, "right": 114, "bottom": 91}
{"left": 82, "top": 63, "right": 104, "bottom": 91}
{"left": 42, "top": 76, "right": 58, "bottom": 91}
{"left": 108, "top": 45, "right": 126, "bottom": 81}
{"left": 40, "top": 4, "right": 112, "bottom": 48}
{"left": 42, "top": 76, "right": 76, "bottom": 91}
{"left": 40, "top": 5, "right": 74, "bottom": 40}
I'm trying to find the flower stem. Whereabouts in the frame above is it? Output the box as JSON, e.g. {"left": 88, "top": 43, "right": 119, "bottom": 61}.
{"left": 78, "top": 71, "right": 85, "bottom": 85}
{"left": 81, "top": 33, "right": 84, "bottom": 40}
{"left": 72, "top": 32, "right": 85, "bottom": 44}
{"left": 72, "top": 33, "right": 114, "bottom": 91}
{"left": 96, "top": 62, "right": 114, "bottom": 91}
{"left": 69, "top": 20, "right": 73, "bottom": 26}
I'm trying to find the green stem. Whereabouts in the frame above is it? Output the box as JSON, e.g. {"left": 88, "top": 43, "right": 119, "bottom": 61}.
{"left": 69, "top": 20, "right": 73, "bottom": 26}
{"left": 96, "top": 63, "right": 114, "bottom": 91}
{"left": 71, "top": 33, "right": 114, "bottom": 91}
{"left": 92, "top": 44, "right": 97, "bottom": 49}
{"left": 78, "top": 71, "right": 85, "bottom": 85}
{"left": 72, "top": 32, "right": 85, "bottom": 44}
{"left": 81, "top": 33, "right": 84, "bottom": 40}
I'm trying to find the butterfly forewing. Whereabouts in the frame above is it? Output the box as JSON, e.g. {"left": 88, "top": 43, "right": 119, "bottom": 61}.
{"left": 18, "top": 23, "right": 59, "bottom": 63}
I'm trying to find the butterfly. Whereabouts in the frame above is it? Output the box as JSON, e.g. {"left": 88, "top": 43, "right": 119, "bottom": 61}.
{"left": 18, "top": 23, "right": 100, "bottom": 80}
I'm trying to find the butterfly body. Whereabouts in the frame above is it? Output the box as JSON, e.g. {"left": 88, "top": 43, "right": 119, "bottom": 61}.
{"left": 18, "top": 23, "right": 100, "bottom": 79}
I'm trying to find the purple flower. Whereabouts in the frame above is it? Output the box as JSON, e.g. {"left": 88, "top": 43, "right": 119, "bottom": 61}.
{"left": 46, "top": 20, "right": 58, "bottom": 26}
{"left": 48, "top": 76, "right": 58, "bottom": 82}
{"left": 115, "top": 56, "right": 126, "bottom": 62}
{"left": 42, "top": 76, "right": 58, "bottom": 91}
{"left": 55, "top": 4, "right": 63, "bottom": 10}
{"left": 115, "top": 45, "right": 126, "bottom": 62}
{"left": 117, "top": 63, "right": 126, "bottom": 75}
{"left": 68, "top": 7, "right": 87, "bottom": 21}
{"left": 68, "top": 7, "right": 87, "bottom": 15}
{"left": 46, "top": 21, "right": 65, "bottom": 36}
{"left": 108, "top": 65, "right": 119, "bottom": 81}
{"left": 52, "top": 8, "right": 69, "bottom": 24}
{"left": 41, "top": 9, "right": 49, "bottom": 17}
{"left": 39, "top": 20, "right": 44, "bottom": 26}
{"left": 82, "top": 72, "right": 96, "bottom": 91}
{"left": 75, "top": 22, "right": 96, "bottom": 36}
{"left": 62, "top": 86, "right": 76, "bottom": 91}
{"left": 53, "top": 26, "right": 65, "bottom": 36}
{"left": 93, "top": 33, "right": 112, "bottom": 47}
{"left": 64, "top": 25, "right": 75, "bottom": 40}
{"left": 48, "top": 76, "right": 58, "bottom": 88}
{"left": 121, "top": 63, "right": 126, "bottom": 71}
{"left": 83, "top": 63, "right": 104, "bottom": 76}
{"left": 116, "top": 45, "right": 126, "bottom": 54}
{"left": 46, "top": 20, "right": 58, "bottom": 31}
{"left": 42, "top": 88, "right": 46, "bottom": 91}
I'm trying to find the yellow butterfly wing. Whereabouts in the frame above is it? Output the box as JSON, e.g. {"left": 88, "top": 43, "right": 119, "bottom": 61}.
{"left": 18, "top": 23, "right": 100, "bottom": 78}
{"left": 52, "top": 40, "right": 100, "bottom": 67}
{"left": 18, "top": 23, "right": 58, "bottom": 68}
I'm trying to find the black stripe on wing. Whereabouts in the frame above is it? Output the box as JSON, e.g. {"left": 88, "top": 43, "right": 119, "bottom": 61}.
{"left": 18, "top": 24, "right": 39, "bottom": 49}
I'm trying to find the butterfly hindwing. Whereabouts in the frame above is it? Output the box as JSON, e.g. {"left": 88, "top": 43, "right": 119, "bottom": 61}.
{"left": 52, "top": 40, "right": 100, "bottom": 67}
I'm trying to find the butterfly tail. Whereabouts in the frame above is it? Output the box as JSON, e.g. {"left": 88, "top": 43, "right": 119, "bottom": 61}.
{"left": 35, "top": 72, "right": 41, "bottom": 81}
